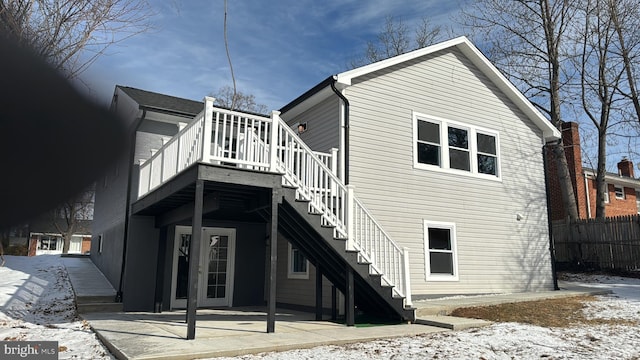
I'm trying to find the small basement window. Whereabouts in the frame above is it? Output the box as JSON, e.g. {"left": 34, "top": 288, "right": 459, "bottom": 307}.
{"left": 288, "top": 243, "right": 309, "bottom": 279}
{"left": 424, "top": 221, "right": 459, "bottom": 281}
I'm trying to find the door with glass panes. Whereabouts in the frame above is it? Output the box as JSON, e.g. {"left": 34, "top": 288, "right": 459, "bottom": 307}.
{"left": 171, "top": 226, "right": 236, "bottom": 308}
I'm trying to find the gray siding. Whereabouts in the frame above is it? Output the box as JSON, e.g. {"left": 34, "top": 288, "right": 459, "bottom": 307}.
{"left": 283, "top": 96, "right": 340, "bottom": 153}
{"left": 345, "top": 48, "right": 553, "bottom": 294}
{"left": 275, "top": 234, "right": 334, "bottom": 310}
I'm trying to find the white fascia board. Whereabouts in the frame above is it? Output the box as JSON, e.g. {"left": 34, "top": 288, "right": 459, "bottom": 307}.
{"left": 335, "top": 36, "right": 561, "bottom": 142}
{"left": 584, "top": 169, "right": 640, "bottom": 187}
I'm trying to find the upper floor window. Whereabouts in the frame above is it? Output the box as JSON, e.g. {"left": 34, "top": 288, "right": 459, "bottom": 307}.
{"left": 414, "top": 113, "right": 500, "bottom": 179}
{"left": 614, "top": 185, "right": 625, "bottom": 200}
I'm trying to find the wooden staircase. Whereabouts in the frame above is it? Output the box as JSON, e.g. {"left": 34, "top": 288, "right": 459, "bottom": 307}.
{"left": 275, "top": 186, "right": 415, "bottom": 322}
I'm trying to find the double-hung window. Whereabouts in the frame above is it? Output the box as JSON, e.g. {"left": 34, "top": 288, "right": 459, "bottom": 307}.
{"left": 287, "top": 243, "right": 309, "bottom": 279}
{"left": 414, "top": 113, "right": 500, "bottom": 179}
{"left": 424, "top": 221, "right": 458, "bottom": 281}
{"left": 614, "top": 185, "right": 625, "bottom": 200}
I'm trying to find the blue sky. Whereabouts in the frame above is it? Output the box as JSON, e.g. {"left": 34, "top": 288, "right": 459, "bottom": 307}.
{"left": 80, "top": 0, "right": 465, "bottom": 109}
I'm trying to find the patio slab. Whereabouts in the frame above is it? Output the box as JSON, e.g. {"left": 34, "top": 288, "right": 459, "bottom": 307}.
{"left": 82, "top": 308, "right": 447, "bottom": 360}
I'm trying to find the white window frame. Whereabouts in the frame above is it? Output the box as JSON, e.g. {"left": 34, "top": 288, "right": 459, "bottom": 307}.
{"left": 413, "top": 112, "right": 501, "bottom": 181}
{"left": 423, "top": 221, "right": 459, "bottom": 282}
{"left": 614, "top": 185, "right": 625, "bottom": 200}
{"left": 604, "top": 184, "right": 610, "bottom": 203}
{"left": 287, "top": 243, "right": 309, "bottom": 279}
{"left": 636, "top": 190, "right": 640, "bottom": 214}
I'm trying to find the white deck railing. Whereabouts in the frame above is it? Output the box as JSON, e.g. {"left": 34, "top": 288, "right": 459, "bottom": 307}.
{"left": 137, "top": 98, "right": 411, "bottom": 305}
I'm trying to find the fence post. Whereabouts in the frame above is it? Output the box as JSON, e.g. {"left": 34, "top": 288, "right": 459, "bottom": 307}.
{"left": 269, "top": 110, "right": 281, "bottom": 172}
{"left": 402, "top": 247, "right": 412, "bottom": 307}
{"left": 346, "top": 185, "right": 355, "bottom": 251}
{"left": 201, "top": 97, "right": 214, "bottom": 163}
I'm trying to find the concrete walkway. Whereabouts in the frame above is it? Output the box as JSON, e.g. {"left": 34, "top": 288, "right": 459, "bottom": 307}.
{"left": 62, "top": 259, "right": 612, "bottom": 359}
{"left": 61, "top": 255, "right": 116, "bottom": 298}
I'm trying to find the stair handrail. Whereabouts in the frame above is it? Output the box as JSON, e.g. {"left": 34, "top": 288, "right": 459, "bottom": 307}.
{"left": 351, "top": 193, "right": 412, "bottom": 304}
{"left": 274, "top": 115, "right": 411, "bottom": 303}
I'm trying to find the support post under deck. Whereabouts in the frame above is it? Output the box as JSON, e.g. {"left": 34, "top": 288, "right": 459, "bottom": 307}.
{"left": 315, "top": 263, "right": 323, "bottom": 321}
{"left": 266, "top": 188, "right": 280, "bottom": 333}
{"left": 186, "top": 180, "right": 204, "bottom": 340}
{"left": 346, "top": 266, "right": 355, "bottom": 326}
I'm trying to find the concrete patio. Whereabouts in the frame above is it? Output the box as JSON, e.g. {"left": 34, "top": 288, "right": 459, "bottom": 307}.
{"left": 62, "top": 256, "right": 611, "bottom": 360}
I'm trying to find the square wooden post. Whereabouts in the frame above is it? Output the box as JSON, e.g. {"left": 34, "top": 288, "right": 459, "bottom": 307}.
{"left": 345, "top": 266, "right": 354, "bottom": 326}
{"left": 266, "top": 188, "right": 281, "bottom": 333}
{"left": 315, "top": 263, "right": 323, "bottom": 321}
{"left": 186, "top": 179, "right": 204, "bottom": 340}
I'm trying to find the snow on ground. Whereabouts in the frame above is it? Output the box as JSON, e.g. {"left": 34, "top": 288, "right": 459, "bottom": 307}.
{"left": 1, "top": 255, "right": 639, "bottom": 360}
{"left": 215, "top": 274, "right": 640, "bottom": 360}
{"left": 0, "top": 255, "right": 114, "bottom": 359}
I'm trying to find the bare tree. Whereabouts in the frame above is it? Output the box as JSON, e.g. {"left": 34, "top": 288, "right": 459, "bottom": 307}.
{"left": 351, "top": 15, "right": 443, "bottom": 68}
{"left": 211, "top": 85, "right": 268, "bottom": 114}
{"left": 460, "top": 0, "right": 581, "bottom": 220}
{"left": 572, "top": 0, "right": 640, "bottom": 218}
{"left": 48, "top": 188, "right": 94, "bottom": 254}
{"left": 0, "top": 0, "right": 152, "bottom": 79}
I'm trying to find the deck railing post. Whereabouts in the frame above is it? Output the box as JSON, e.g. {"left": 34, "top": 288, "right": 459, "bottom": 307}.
{"left": 330, "top": 148, "right": 339, "bottom": 177}
{"left": 402, "top": 247, "right": 412, "bottom": 307}
{"left": 269, "top": 110, "right": 281, "bottom": 172}
{"left": 346, "top": 185, "right": 355, "bottom": 251}
{"left": 201, "top": 97, "right": 215, "bottom": 163}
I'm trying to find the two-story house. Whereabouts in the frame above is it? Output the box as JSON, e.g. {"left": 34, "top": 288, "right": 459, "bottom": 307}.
{"left": 92, "top": 37, "right": 561, "bottom": 336}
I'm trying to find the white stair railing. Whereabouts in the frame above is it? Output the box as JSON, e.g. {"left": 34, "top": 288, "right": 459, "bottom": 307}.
{"left": 273, "top": 114, "right": 411, "bottom": 305}
{"left": 136, "top": 102, "right": 411, "bottom": 305}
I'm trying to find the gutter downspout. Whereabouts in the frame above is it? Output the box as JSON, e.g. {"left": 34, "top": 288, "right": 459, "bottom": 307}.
{"left": 543, "top": 143, "right": 560, "bottom": 290}
{"left": 330, "top": 77, "right": 350, "bottom": 185}
{"left": 115, "top": 107, "right": 147, "bottom": 302}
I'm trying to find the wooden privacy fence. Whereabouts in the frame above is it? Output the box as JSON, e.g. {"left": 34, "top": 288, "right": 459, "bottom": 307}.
{"left": 552, "top": 215, "right": 640, "bottom": 271}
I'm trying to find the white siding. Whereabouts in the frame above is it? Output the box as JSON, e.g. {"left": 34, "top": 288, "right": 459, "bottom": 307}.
{"left": 282, "top": 96, "right": 340, "bottom": 153}
{"left": 275, "top": 234, "right": 335, "bottom": 309}
{"left": 346, "top": 48, "right": 553, "bottom": 295}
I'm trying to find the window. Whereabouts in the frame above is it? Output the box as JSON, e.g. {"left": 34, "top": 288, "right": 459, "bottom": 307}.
{"left": 615, "top": 185, "right": 625, "bottom": 200}
{"left": 414, "top": 113, "right": 500, "bottom": 179}
{"left": 98, "top": 234, "right": 103, "bottom": 254}
{"left": 636, "top": 190, "right": 640, "bottom": 214}
{"left": 424, "top": 221, "right": 458, "bottom": 281}
{"left": 38, "top": 236, "right": 60, "bottom": 251}
{"left": 604, "top": 185, "right": 610, "bottom": 203}
{"left": 287, "top": 243, "right": 308, "bottom": 279}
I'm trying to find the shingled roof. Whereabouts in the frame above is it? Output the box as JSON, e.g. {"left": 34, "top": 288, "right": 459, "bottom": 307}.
{"left": 117, "top": 85, "right": 203, "bottom": 116}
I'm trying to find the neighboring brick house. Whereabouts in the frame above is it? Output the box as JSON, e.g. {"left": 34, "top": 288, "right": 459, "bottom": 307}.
{"left": 27, "top": 216, "right": 92, "bottom": 256}
{"left": 547, "top": 121, "right": 640, "bottom": 220}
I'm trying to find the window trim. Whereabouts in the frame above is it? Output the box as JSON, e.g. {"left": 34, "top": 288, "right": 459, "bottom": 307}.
{"left": 604, "top": 184, "right": 610, "bottom": 203}
{"left": 287, "top": 243, "right": 309, "bottom": 280}
{"left": 614, "top": 185, "right": 625, "bottom": 200}
{"left": 413, "top": 112, "right": 501, "bottom": 181}
{"left": 423, "top": 220, "right": 459, "bottom": 282}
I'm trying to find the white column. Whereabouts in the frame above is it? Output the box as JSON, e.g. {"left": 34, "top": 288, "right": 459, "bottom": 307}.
{"left": 402, "top": 247, "right": 412, "bottom": 307}
{"left": 201, "top": 97, "right": 215, "bottom": 163}
{"left": 269, "top": 110, "right": 281, "bottom": 172}
{"left": 346, "top": 184, "right": 355, "bottom": 250}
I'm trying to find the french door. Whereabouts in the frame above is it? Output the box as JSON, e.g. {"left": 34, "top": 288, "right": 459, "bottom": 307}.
{"left": 171, "top": 226, "right": 236, "bottom": 308}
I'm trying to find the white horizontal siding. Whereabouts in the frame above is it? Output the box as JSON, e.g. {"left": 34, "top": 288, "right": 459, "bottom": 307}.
{"left": 346, "top": 48, "right": 553, "bottom": 295}
{"left": 283, "top": 96, "right": 340, "bottom": 153}
{"left": 275, "top": 235, "right": 334, "bottom": 307}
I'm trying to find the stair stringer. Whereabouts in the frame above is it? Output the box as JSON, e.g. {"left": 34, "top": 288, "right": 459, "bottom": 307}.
{"left": 278, "top": 187, "right": 416, "bottom": 322}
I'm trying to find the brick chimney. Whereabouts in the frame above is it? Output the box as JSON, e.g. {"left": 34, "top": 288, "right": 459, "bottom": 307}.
{"left": 617, "top": 157, "right": 635, "bottom": 178}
